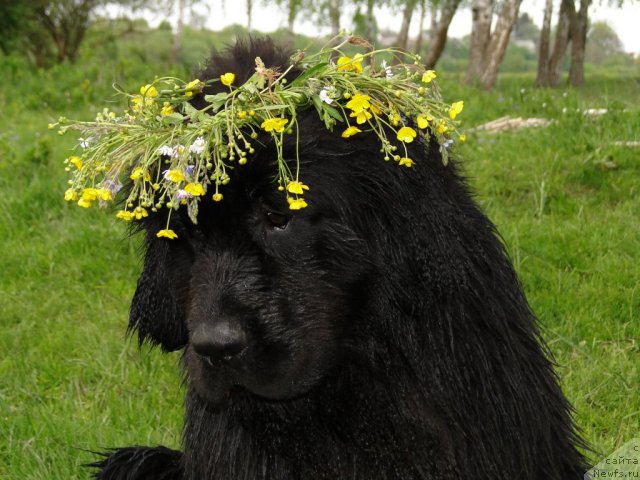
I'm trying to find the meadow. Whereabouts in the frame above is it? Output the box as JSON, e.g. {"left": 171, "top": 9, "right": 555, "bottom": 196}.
{"left": 0, "top": 24, "right": 638, "bottom": 479}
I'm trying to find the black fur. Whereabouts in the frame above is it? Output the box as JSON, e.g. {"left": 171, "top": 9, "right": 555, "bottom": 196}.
{"left": 93, "top": 37, "right": 589, "bottom": 479}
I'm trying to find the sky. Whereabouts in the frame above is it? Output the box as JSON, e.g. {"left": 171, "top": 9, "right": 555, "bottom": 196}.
{"left": 129, "top": 1, "right": 640, "bottom": 55}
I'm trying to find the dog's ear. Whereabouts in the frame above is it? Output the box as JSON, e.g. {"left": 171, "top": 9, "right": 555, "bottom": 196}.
{"left": 128, "top": 234, "right": 190, "bottom": 352}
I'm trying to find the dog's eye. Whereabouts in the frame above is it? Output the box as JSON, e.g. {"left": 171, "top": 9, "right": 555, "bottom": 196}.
{"left": 265, "top": 210, "right": 290, "bottom": 229}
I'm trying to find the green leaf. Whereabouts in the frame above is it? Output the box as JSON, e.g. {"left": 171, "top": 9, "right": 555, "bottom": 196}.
{"left": 203, "top": 92, "right": 228, "bottom": 111}
{"left": 162, "top": 113, "right": 185, "bottom": 125}
{"left": 288, "top": 62, "right": 329, "bottom": 88}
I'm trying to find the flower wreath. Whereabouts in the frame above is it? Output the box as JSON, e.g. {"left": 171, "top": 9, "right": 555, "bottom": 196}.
{"left": 52, "top": 36, "right": 465, "bottom": 240}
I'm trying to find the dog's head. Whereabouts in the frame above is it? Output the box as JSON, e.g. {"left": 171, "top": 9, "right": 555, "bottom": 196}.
{"left": 128, "top": 38, "right": 456, "bottom": 408}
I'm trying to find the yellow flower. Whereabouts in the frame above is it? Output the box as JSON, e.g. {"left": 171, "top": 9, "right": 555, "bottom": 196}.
{"left": 68, "top": 155, "right": 83, "bottom": 170}
{"left": 286, "top": 181, "right": 309, "bottom": 195}
{"left": 157, "top": 229, "right": 178, "bottom": 239}
{"left": 436, "top": 121, "right": 448, "bottom": 135}
{"left": 350, "top": 110, "right": 372, "bottom": 124}
{"left": 337, "top": 54, "right": 364, "bottom": 73}
{"left": 97, "top": 188, "right": 112, "bottom": 201}
{"left": 130, "top": 167, "right": 151, "bottom": 182}
{"left": 390, "top": 113, "right": 401, "bottom": 126}
{"left": 261, "top": 117, "right": 289, "bottom": 133}
{"left": 133, "top": 206, "right": 148, "bottom": 220}
{"left": 161, "top": 102, "right": 174, "bottom": 116}
{"left": 185, "top": 79, "right": 204, "bottom": 97}
{"left": 237, "top": 110, "right": 247, "bottom": 119}
{"left": 397, "top": 126, "right": 417, "bottom": 143}
{"left": 416, "top": 115, "right": 430, "bottom": 129}
{"left": 287, "top": 197, "right": 308, "bottom": 210}
{"left": 131, "top": 95, "right": 144, "bottom": 112}
{"left": 184, "top": 183, "right": 205, "bottom": 196}
{"left": 164, "top": 169, "right": 185, "bottom": 183}
{"left": 341, "top": 126, "right": 362, "bottom": 138}
{"left": 422, "top": 70, "right": 437, "bottom": 83}
{"left": 449, "top": 101, "right": 464, "bottom": 119}
{"left": 398, "top": 157, "right": 415, "bottom": 167}
{"left": 346, "top": 94, "right": 371, "bottom": 113}
{"left": 64, "top": 189, "right": 78, "bottom": 202}
{"left": 459, "top": 134, "right": 467, "bottom": 142}
{"left": 140, "top": 84, "right": 158, "bottom": 97}
{"left": 81, "top": 187, "right": 100, "bottom": 202}
{"left": 212, "top": 193, "right": 223, "bottom": 202}
{"left": 116, "top": 210, "right": 135, "bottom": 221}
{"left": 78, "top": 198, "right": 93, "bottom": 208}
{"left": 220, "top": 73, "right": 235, "bottom": 86}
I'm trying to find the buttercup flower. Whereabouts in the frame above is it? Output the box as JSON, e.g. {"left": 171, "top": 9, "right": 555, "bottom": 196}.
{"left": 337, "top": 54, "right": 364, "bottom": 73}
{"left": 220, "top": 73, "right": 235, "bottom": 86}
{"left": 422, "top": 70, "right": 437, "bottom": 83}
{"left": 346, "top": 94, "right": 371, "bottom": 113}
{"left": 185, "top": 79, "right": 204, "bottom": 97}
{"left": 436, "top": 121, "right": 448, "bottom": 135}
{"left": 449, "top": 101, "right": 464, "bottom": 119}
{"left": 212, "top": 193, "right": 223, "bottom": 202}
{"left": 286, "top": 181, "right": 309, "bottom": 195}
{"left": 417, "top": 115, "right": 430, "bottom": 129}
{"left": 64, "top": 188, "right": 78, "bottom": 202}
{"left": 130, "top": 167, "right": 151, "bottom": 182}
{"left": 341, "top": 126, "right": 362, "bottom": 138}
{"left": 350, "top": 109, "right": 372, "bottom": 124}
{"left": 132, "top": 207, "right": 148, "bottom": 219}
{"left": 287, "top": 197, "right": 308, "bottom": 210}
{"left": 261, "top": 117, "right": 288, "bottom": 133}
{"left": 184, "top": 183, "right": 205, "bottom": 196}
{"left": 397, "top": 126, "right": 417, "bottom": 143}
{"left": 116, "top": 210, "right": 135, "bottom": 221}
{"left": 68, "top": 155, "right": 83, "bottom": 170}
{"left": 189, "top": 137, "right": 207, "bottom": 155}
{"left": 459, "top": 134, "right": 467, "bottom": 142}
{"left": 163, "top": 169, "right": 185, "bottom": 182}
{"left": 161, "top": 102, "right": 175, "bottom": 116}
{"left": 157, "top": 229, "right": 178, "bottom": 239}
{"left": 398, "top": 157, "right": 415, "bottom": 167}
{"left": 140, "top": 84, "right": 158, "bottom": 97}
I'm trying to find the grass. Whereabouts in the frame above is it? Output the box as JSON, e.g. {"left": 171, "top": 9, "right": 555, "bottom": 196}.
{"left": 0, "top": 28, "right": 638, "bottom": 479}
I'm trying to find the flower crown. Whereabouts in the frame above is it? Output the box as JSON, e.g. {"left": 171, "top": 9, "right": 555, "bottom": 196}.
{"left": 53, "top": 36, "right": 465, "bottom": 240}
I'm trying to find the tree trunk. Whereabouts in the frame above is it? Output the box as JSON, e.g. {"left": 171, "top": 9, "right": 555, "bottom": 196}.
{"left": 547, "top": 0, "right": 574, "bottom": 86}
{"left": 424, "top": 0, "right": 462, "bottom": 68}
{"left": 466, "top": 0, "right": 494, "bottom": 83}
{"left": 480, "top": 0, "right": 523, "bottom": 89}
{"left": 171, "top": 0, "right": 185, "bottom": 64}
{"left": 246, "top": 0, "right": 253, "bottom": 30}
{"left": 396, "top": 0, "right": 418, "bottom": 51}
{"left": 568, "top": 0, "right": 590, "bottom": 86}
{"left": 328, "top": 0, "right": 342, "bottom": 36}
{"left": 535, "top": 0, "right": 554, "bottom": 86}
{"left": 414, "top": 0, "right": 427, "bottom": 54}
{"left": 364, "top": 0, "right": 377, "bottom": 44}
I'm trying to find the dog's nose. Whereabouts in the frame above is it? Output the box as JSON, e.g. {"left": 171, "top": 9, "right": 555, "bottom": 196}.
{"left": 191, "top": 320, "right": 247, "bottom": 362}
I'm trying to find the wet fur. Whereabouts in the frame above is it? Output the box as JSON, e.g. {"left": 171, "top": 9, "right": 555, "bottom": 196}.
{"left": 92, "top": 37, "right": 588, "bottom": 479}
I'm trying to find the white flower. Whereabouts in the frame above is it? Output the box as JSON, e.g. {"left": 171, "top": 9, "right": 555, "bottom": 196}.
{"left": 381, "top": 60, "right": 393, "bottom": 80}
{"left": 319, "top": 86, "right": 334, "bottom": 105}
{"left": 189, "top": 136, "right": 206, "bottom": 155}
{"left": 158, "top": 145, "right": 173, "bottom": 157}
{"left": 79, "top": 137, "right": 90, "bottom": 149}
{"left": 176, "top": 189, "right": 193, "bottom": 199}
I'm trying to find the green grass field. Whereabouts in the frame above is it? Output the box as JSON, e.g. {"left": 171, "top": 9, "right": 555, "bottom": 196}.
{"left": 1, "top": 29, "right": 638, "bottom": 479}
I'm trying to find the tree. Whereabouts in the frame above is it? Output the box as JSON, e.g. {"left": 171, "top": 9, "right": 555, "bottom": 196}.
{"left": 568, "top": 0, "right": 591, "bottom": 86}
{"left": 466, "top": 0, "right": 523, "bottom": 89}
{"left": 535, "top": 0, "right": 554, "bottom": 86}
{"left": 423, "top": 0, "right": 462, "bottom": 68}
{"left": 586, "top": 21, "right": 624, "bottom": 64}
{"left": 396, "top": 0, "right": 419, "bottom": 50}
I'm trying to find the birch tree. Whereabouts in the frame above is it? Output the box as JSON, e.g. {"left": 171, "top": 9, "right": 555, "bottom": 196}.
{"left": 423, "top": 0, "right": 462, "bottom": 68}
{"left": 465, "top": 0, "right": 523, "bottom": 89}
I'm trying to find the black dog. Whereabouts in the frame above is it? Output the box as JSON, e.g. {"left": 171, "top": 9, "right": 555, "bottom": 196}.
{"left": 93, "top": 38, "right": 588, "bottom": 479}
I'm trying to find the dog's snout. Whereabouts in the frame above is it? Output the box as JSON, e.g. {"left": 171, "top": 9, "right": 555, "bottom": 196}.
{"left": 191, "top": 320, "right": 247, "bottom": 362}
